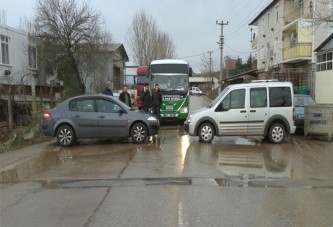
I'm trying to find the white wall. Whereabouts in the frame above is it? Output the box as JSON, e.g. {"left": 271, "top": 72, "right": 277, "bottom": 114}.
{"left": 0, "top": 25, "right": 33, "bottom": 85}
{"left": 256, "top": 0, "right": 284, "bottom": 71}
{"left": 315, "top": 71, "right": 333, "bottom": 103}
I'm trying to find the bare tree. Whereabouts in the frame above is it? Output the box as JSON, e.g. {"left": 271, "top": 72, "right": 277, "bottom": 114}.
{"left": 314, "top": 0, "right": 333, "bottom": 24}
{"left": 34, "top": 0, "right": 105, "bottom": 94}
{"left": 201, "top": 52, "right": 215, "bottom": 73}
{"left": 127, "top": 11, "right": 176, "bottom": 66}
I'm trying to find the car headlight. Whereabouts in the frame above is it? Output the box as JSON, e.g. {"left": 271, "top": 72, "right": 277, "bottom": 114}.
{"left": 180, "top": 107, "right": 189, "bottom": 113}
{"left": 147, "top": 116, "right": 158, "bottom": 121}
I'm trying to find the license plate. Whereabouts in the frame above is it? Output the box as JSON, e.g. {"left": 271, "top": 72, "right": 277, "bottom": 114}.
{"left": 166, "top": 105, "right": 173, "bottom": 110}
{"left": 165, "top": 113, "right": 175, "bottom": 117}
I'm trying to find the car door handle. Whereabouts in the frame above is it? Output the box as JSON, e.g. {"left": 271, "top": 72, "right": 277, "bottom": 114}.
{"left": 74, "top": 114, "right": 80, "bottom": 118}
{"left": 99, "top": 115, "right": 105, "bottom": 119}
{"left": 250, "top": 110, "right": 256, "bottom": 113}
{"left": 240, "top": 110, "right": 247, "bottom": 113}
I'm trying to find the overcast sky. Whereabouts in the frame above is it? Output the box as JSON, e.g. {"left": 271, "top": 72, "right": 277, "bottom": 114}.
{"left": 1, "top": 0, "right": 271, "bottom": 72}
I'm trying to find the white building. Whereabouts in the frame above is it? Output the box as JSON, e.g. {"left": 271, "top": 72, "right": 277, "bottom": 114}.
{"left": 249, "top": 0, "right": 333, "bottom": 96}
{"left": 314, "top": 33, "right": 333, "bottom": 103}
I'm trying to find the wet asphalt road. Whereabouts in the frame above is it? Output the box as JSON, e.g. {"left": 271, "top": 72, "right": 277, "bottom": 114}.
{"left": 1, "top": 95, "right": 333, "bottom": 227}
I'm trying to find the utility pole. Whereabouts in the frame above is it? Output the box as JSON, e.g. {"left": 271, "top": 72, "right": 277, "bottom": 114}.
{"left": 216, "top": 20, "right": 228, "bottom": 93}
{"left": 208, "top": 50, "right": 213, "bottom": 83}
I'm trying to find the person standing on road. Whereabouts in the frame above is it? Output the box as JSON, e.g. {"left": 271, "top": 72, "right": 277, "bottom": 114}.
{"left": 102, "top": 81, "right": 113, "bottom": 96}
{"left": 140, "top": 83, "right": 152, "bottom": 112}
{"left": 119, "top": 85, "right": 131, "bottom": 107}
{"left": 152, "top": 84, "right": 162, "bottom": 120}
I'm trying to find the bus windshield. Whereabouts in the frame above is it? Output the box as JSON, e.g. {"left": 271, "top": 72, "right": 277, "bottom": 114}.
{"left": 153, "top": 74, "right": 189, "bottom": 92}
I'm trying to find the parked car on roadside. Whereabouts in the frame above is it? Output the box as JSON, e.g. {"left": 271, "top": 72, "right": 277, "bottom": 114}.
{"left": 294, "top": 94, "right": 315, "bottom": 129}
{"left": 190, "top": 86, "right": 203, "bottom": 96}
{"left": 42, "top": 94, "right": 160, "bottom": 147}
{"left": 185, "top": 80, "right": 296, "bottom": 144}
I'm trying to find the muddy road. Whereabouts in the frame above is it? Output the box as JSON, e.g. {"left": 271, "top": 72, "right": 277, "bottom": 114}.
{"left": 1, "top": 95, "right": 333, "bottom": 227}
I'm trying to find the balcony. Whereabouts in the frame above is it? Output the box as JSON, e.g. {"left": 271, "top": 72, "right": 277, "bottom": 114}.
{"left": 283, "top": 43, "right": 312, "bottom": 62}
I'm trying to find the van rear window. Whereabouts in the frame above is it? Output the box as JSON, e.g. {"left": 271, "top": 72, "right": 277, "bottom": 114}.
{"left": 269, "top": 87, "right": 292, "bottom": 107}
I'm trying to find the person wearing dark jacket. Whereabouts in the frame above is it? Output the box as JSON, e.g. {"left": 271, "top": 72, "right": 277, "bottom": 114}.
{"left": 152, "top": 84, "right": 162, "bottom": 120}
{"left": 119, "top": 85, "right": 131, "bottom": 107}
{"left": 140, "top": 83, "right": 152, "bottom": 112}
{"left": 102, "top": 81, "right": 113, "bottom": 96}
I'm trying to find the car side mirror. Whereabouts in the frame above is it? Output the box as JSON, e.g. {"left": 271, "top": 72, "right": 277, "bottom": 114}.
{"left": 118, "top": 109, "right": 126, "bottom": 115}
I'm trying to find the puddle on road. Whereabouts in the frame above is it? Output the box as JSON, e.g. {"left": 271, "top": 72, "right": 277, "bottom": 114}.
{"left": 37, "top": 177, "right": 333, "bottom": 189}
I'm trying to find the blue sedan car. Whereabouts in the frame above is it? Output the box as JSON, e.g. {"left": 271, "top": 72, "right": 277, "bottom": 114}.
{"left": 42, "top": 94, "right": 159, "bottom": 146}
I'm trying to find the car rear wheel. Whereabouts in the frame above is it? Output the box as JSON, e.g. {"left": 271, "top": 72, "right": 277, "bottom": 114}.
{"left": 131, "top": 123, "right": 148, "bottom": 144}
{"left": 199, "top": 123, "right": 214, "bottom": 143}
{"left": 56, "top": 125, "right": 75, "bottom": 147}
{"left": 268, "top": 123, "right": 286, "bottom": 144}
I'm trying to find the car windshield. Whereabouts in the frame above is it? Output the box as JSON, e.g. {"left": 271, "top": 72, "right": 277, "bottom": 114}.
{"left": 208, "top": 87, "right": 229, "bottom": 108}
{"left": 294, "top": 95, "right": 316, "bottom": 107}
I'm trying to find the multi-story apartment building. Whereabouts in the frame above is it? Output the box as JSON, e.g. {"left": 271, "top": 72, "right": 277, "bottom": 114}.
{"left": 249, "top": 0, "right": 333, "bottom": 96}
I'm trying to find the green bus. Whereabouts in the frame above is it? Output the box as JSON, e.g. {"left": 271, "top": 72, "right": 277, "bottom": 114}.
{"left": 150, "top": 59, "right": 192, "bottom": 122}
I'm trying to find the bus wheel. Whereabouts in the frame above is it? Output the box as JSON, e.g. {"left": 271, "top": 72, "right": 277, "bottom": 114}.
{"left": 199, "top": 123, "right": 214, "bottom": 143}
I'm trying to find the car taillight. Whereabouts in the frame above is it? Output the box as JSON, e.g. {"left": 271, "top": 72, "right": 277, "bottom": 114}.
{"left": 43, "top": 111, "right": 53, "bottom": 119}
{"left": 292, "top": 107, "right": 295, "bottom": 122}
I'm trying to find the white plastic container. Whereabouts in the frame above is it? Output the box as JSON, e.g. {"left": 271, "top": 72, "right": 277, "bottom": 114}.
{"left": 304, "top": 104, "right": 333, "bottom": 141}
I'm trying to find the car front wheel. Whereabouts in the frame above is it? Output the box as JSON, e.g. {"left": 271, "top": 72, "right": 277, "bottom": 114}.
{"left": 131, "top": 123, "right": 148, "bottom": 144}
{"left": 268, "top": 123, "right": 286, "bottom": 144}
{"left": 198, "top": 123, "right": 214, "bottom": 143}
{"left": 56, "top": 125, "right": 75, "bottom": 147}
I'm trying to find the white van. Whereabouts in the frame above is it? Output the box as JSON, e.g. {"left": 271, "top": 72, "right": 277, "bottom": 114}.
{"left": 184, "top": 80, "right": 296, "bottom": 144}
{"left": 190, "top": 86, "right": 203, "bottom": 96}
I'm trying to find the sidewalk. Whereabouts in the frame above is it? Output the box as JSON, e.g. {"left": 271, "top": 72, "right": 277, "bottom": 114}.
{"left": 0, "top": 140, "right": 57, "bottom": 171}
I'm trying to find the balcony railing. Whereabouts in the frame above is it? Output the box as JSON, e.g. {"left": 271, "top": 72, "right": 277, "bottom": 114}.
{"left": 283, "top": 43, "right": 312, "bottom": 61}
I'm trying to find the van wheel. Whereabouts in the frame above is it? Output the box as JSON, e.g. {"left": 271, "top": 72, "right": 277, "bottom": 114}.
{"left": 57, "top": 125, "right": 75, "bottom": 147}
{"left": 199, "top": 123, "right": 214, "bottom": 143}
{"left": 268, "top": 123, "right": 285, "bottom": 144}
{"left": 131, "top": 123, "right": 148, "bottom": 144}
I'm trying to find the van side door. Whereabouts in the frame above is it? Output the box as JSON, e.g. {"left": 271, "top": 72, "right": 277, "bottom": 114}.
{"left": 248, "top": 87, "right": 269, "bottom": 135}
{"left": 215, "top": 88, "right": 248, "bottom": 135}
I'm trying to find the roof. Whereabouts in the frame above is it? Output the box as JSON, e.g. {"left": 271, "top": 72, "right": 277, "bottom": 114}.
{"left": 151, "top": 59, "right": 188, "bottom": 65}
{"left": 249, "top": 0, "right": 277, "bottom": 26}
{"left": 101, "top": 43, "right": 129, "bottom": 61}
{"left": 227, "top": 80, "right": 293, "bottom": 89}
{"left": 314, "top": 33, "right": 333, "bottom": 52}
{"left": 222, "top": 69, "right": 258, "bottom": 82}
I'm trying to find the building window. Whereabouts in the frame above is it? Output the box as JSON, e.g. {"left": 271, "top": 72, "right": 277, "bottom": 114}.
{"left": 274, "top": 37, "right": 279, "bottom": 54}
{"left": 28, "top": 45, "right": 37, "bottom": 69}
{"left": 261, "top": 46, "right": 265, "bottom": 60}
{"left": 0, "top": 35, "right": 9, "bottom": 65}
{"left": 316, "top": 51, "right": 333, "bottom": 72}
{"left": 329, "top": 26, "right": 333, "bottom": 35}
{"left": 261, "top": 17, "right": 265, "bottom": 34}
{"left": 276, "top": 6, "right": 279, "bottom": 23}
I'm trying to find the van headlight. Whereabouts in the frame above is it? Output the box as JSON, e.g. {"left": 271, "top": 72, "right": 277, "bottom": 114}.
{"left": 180, "top": 107, "right": 189, "bottom": 113}
{"left": 147, "top": 116, "right": 157, "bottom": 121}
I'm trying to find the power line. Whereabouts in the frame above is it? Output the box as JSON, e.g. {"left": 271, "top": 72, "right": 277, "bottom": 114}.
{"left": 179, "top": 48, "right": 219, "bottom": 59}
{"left": 224, "top": 43, "right": 255, "bottom": 54}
